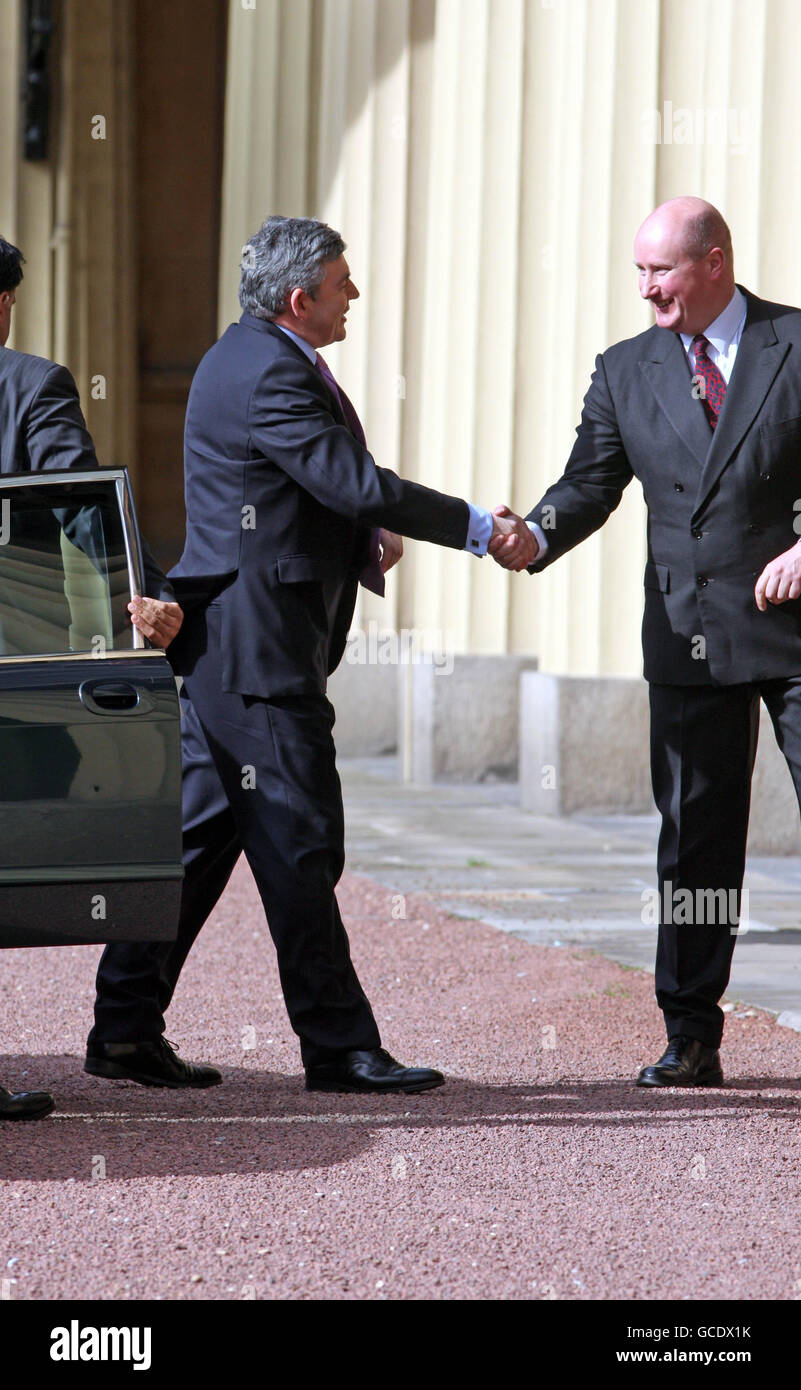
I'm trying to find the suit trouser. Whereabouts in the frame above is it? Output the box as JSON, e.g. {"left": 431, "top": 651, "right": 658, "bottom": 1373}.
{"left": 650, "top": 676, "right": 801, "bottom": 1049}
{"left": 89, "top": 603, "right": 381, "bottom": 1067}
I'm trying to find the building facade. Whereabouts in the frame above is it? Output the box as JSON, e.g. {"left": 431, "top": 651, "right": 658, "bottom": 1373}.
{"left": 2, "top": 0, "right": 800, "bottom": 842}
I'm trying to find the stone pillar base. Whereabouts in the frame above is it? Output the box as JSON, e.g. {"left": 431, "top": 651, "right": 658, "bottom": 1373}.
{"left": 519, "top": 672, "right": 652, "bottom": 816}
{"left": 400, "top": 655, "right": 538, "bottom": 783}
{"left": 327, "top": 660, "right": 398, "bottom": 757}
{"left": 519, "top": 671, "right": 801, "bottom": 855}
{"left": 749, "top": 705, "right": 801, "bottom": 855}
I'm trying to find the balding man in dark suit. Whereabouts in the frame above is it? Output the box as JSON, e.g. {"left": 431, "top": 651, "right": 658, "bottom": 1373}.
{"left": 493, "top": 196, "right": 801, "bottom": 1088}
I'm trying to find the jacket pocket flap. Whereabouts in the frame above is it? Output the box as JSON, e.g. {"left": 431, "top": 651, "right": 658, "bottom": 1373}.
{"left": 760, "top": 415, "right": 801, "bottom": 438}
{"left": 644, "top": 561, "right": 670, "bottom": 593}
{"left": 276, "top": 554, "right": 330, "bottom": 583}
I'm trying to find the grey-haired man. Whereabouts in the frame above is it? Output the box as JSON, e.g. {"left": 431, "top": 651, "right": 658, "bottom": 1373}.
{"left": 86, "top": 215, "right": 534, "bottom": 1094}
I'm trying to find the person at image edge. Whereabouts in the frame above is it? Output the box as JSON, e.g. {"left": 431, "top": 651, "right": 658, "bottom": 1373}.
{"left": 491, "top": 196, "right": 801, "bottom": 1088}
{"left": 0, "top": 234, "right": 182, "bottom": 1120}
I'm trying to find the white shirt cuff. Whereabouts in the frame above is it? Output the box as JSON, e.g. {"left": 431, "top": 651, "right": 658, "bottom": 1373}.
{"left": 527, "top": 519, "right": 547, "bottom": 559}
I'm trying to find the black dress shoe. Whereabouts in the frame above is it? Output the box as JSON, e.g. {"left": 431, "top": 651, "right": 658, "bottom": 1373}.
{"left": 637, "top": 1035, "right": 723, "bottom": 1088}
{"left": 306, "top": 1047, "right": 444, "bottom": 1095}
{"left": 84, "top": 1038, "right": 222, "bottom": 1089}
{"left": 0, "top": 1085, "right": 55, "bottom": 1120}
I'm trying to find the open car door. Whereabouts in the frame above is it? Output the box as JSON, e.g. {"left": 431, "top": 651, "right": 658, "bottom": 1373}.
{"left": 0, "top": 468, "right": 182, "bottom": 947}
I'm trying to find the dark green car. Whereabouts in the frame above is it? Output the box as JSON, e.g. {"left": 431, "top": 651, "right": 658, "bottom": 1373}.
{"left": 0, "top": 468, "right": 182, "bottom": 947}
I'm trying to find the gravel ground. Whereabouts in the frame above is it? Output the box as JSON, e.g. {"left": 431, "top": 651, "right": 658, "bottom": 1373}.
{"left": 2, "top": 860, "right": 801, "bottom": 1302}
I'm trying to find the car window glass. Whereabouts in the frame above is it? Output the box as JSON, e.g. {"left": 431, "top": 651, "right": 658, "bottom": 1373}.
{"left": 0, "top": 482, "right": 133, "bottom": 656}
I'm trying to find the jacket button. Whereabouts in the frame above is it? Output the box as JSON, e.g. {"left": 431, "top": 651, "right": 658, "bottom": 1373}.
{"left": 749, "top": 524, "right": 761, "bottom": 534}
{"left": 761, "top": 473, "right": 771, "bottom": 481}
{"left": 674, "top": 482, "right": 684, "bottom": 492}
{"left": 692, "top": 528, "right": 703, "bottom": 539}
{"left": 697, "top": 575, "right": 709, "bottom": 588}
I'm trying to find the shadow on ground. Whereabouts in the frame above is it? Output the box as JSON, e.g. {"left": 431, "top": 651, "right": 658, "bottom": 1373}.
{"left": 1, "top": 1055, "right": 799, "bottom": 1181}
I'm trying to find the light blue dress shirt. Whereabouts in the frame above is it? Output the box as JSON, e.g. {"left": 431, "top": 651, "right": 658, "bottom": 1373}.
{"left": 679, "top": 286, "right": 747, "bottom": 383}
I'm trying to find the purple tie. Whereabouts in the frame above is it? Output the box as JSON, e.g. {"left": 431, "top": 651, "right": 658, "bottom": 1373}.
{"left": 316, "top": 353, "right": 385, "bottom": 598}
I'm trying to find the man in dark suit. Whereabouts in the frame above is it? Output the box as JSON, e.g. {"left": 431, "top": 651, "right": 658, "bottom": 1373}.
{"left": 86, "top": 215, "right": 534, "bottom": 1094}
{"left": 0, "top": 237, "right": 182, "bottom": 641}
{"left": 492, "top": 195, "right": 801, "bottom": 1087}
{"left": 0, "top": 234, "right": 183, "bottom": 1118}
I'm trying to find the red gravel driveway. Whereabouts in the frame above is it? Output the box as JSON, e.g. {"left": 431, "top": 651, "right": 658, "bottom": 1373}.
{"left": 2, "top": 862, "right": 800, "bottom": 1300}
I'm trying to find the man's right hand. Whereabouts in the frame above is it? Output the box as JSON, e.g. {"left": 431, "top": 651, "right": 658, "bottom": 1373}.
{"left": 129, "top": 596, "right": 184, "bottom": 647}
{"left": 488, "top": 505, "right": 538, "bottom": 571}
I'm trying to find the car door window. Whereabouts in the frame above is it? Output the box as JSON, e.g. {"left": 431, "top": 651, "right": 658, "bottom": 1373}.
{"left": 0, "top": 476, "right": 138, "bottom": 657}
{"left": 0, "top": 469, "right": 182, "bottom": 949}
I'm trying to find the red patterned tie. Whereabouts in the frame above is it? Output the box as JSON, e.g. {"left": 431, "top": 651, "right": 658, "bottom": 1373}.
{"left": 316, "top": 353, "right": 385, "bottom": 597}
{"left": 691, "top": 334, "right": 727, "bottom": 430}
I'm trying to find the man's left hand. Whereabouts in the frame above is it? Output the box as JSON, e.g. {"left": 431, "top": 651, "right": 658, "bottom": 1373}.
{"left": 379, "top": 530, "right": 403, "bottom": 574}
{"left": 755, "top": 543, "right": 801, "bottom": 610}
{"left": 129, "top": 596, "right": 184, "bottom": 647}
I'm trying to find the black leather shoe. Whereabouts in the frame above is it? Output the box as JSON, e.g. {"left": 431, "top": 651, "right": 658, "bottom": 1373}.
{"left": 306, "top": 1047, "right": 444, "bottom": 1095}
{"left": 84, "top": 1038, "right": 222, "bottom": 1089}
{"left": 0, "top": 1085, "right": 55, "bottom": 1120}
{"left": 637, "top": 1035, "right": 723, "bottom": 1088}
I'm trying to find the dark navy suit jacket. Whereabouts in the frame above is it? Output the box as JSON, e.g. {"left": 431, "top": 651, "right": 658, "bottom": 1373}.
{"left": 0, "top": 345, "right": 172, "bottom": 601}
{"left": 169, "top": 314, "right": 470, "bottom": 698}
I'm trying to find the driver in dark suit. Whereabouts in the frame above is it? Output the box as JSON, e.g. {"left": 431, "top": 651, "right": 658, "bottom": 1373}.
{"left": 0, "top": 234, "right": 183, "bottom": 1119}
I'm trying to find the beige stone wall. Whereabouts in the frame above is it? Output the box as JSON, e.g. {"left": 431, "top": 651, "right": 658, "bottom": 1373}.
{"left": 219, "top": 0, "right": 797, "bottom": 678}
{"left": 1, "top": 0, "right": 50, "bottom": 356}
{"left": 2, "top": 0, "right": 799, "bottom": 678}
{"left": 0, "top": 0, "right": 138, "bottom": 484}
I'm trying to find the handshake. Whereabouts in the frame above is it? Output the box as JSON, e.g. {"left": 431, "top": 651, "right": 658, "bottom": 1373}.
{"left": 488, "top": 505, "right": 539, "bottom": 572}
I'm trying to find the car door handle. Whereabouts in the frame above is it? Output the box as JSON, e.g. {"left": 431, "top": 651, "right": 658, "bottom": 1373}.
{"left": 78, "top": 680, "right": 152, "bottom": 716}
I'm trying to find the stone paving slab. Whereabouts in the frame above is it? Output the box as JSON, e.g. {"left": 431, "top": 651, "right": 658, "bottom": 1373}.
{"left": 340, "top": 757, "right": 801, "bottom": 1022}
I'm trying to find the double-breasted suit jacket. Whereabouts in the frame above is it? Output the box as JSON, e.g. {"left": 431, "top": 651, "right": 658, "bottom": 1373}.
{"left": 527, "top": 287, "right": 801, "bottom": 685}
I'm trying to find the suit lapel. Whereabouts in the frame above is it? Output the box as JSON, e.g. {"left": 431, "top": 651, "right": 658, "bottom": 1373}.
{"left": 260, "top": 319, "right": 350, "bottom": 428}
{"left": 692, "top": 303, "right": 787, "bottom": 518}
{"left": 257, "top": 317, "right": 350, "bottom": 429}
{"left": 639, "top": 330, "right": 712, "bottom": 468}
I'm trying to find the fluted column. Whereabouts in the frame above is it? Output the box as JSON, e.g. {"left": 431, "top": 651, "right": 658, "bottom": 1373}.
{"left": 218, "top": 0, "right": 313, "bottom": 330}
{"left": 59, "top": 0, "right": 137, "bottom": 480}
{"left": 411, "top": 0, "right": 488, "bottom": 649}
